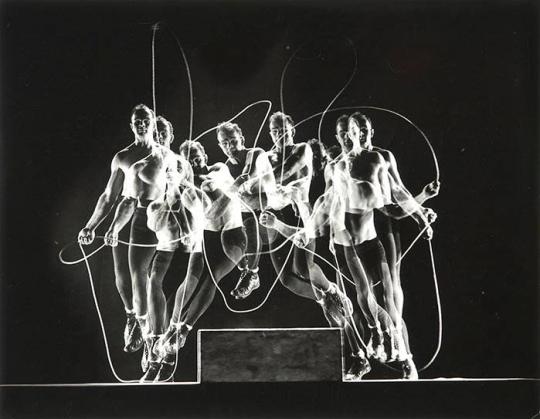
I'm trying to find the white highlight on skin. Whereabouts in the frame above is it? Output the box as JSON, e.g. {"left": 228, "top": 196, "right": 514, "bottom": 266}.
{"left": 67, "top": 26, "right": 443, "bottom": 377}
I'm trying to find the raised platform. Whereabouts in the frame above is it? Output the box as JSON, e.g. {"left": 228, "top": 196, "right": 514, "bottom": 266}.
{"left": 198, "top": 327, "right": 344, "bottom": 382}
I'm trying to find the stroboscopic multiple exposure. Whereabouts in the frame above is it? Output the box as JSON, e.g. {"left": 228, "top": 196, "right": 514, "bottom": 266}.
{"left": 3, "top": 2, "right": 537, "bottom": 397}
{"left": 60, "top": 23, "right": 443, "bottom": 383}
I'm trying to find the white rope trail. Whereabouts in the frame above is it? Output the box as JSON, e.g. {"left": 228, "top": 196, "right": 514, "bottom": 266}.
{"left": 292, "top": 105, "right": 440, "bottom": 181}
{"left": 79, "top": 243, "right": 139, "bottom": 383}
{"left": 317, "top": 37, "right": 357, "bottom": 143}
{"left": 151, "top": 24, "right": 158, "bottom": 115}
{"left": 396, "top": 223, "right": 430, "bottom": 266}
{"left": 418, "top": 240, "right": 442, "bottom": 371}
{"left": 192, "top": 100, "right": 272, "bottom": 143}
{"left": 165, "top": 25, "right": 194, "bottom": 141}
{"left": 200, "top": 224, "right": 297, "bottom": 314}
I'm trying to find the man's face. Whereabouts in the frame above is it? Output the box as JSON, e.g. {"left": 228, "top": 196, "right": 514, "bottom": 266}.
{"left": 188, "top": 147, "right": 207, "bottom": 170}
{"left": 217, "top": 130, "right": 244, "bottom": 159}
{"left": 156, "top": 120, "right": 173, "bottom": 148}
{"left": 269, "top": 119, "right": 294, "bottom": 148}
{"left": 348, "top": 118, "right": 373, "bottom": 150}
{"left": 130, "top": 109, "right": 155, "bottom": 140}
{"left": 335, "top": 121, "right": 352, "bottom": 152}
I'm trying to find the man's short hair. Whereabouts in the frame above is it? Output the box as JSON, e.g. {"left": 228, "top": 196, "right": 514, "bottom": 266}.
{"left": 156, "top": 115, "right": 174, "bottom": 142}
{"left": 336, "top": 114, "right": 349, "bottom": 127}
{"left": 269, "top": 111, "right": 294, "bottom": 127}
{"left": 217, "top": 121, "right": 243, "bottom": 137}
{"left": 178, "top": 140, "right": 205, "bottom": 160}
{"left": 131, "top": 103, "right": 155, "bottom": 119}
{"left": 348, "top": 112, "right": 371, "bottom": 127}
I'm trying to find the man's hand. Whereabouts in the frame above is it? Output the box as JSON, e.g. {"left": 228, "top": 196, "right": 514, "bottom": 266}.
{"left": 422, "top": 180, "right": 440, "bottom": 199}
{"left": 234, "top": 173, "right": 252, "bottom": 194}
{"left": 78, "top": 227, "right": 95, "bottom": 245}
{"left": 259, "top": 211, "right": 277, "bottom": 228}
{"left": 234, "top": 173, "right": 250, "bottom": 187}
{"left": 104, "top": 229, "right": 119, "bottom": 247}
{"left": 292, "top": 232, "right": 309, "bottom": 248}
{"left": 276, "top": 183, "right": 301, "bottom": 201}
{"left": 180, "top": 233, "right": 192, "bottom": 247}
{"left": 422, "top": 224, "right": 434, "bottom": 241}
{"left": 422, "top": 207, "right": 438, "bottom": 224}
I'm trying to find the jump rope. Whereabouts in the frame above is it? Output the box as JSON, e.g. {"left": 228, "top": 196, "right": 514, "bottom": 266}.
{"left": 59, "top": 26, "right": 442, "bottom": 380}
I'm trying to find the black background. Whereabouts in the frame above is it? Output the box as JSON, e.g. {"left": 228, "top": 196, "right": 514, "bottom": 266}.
{"left": 1, "top": 0, "right": 538, "bottom": 417}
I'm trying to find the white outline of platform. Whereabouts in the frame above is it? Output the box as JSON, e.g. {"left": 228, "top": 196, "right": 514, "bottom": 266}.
{"left": 0, "top": 327, "right": 538, "bottom": 386}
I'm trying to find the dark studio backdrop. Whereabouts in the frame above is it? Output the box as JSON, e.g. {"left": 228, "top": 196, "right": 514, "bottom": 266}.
{"left": 0, "top": 0, "right": 538, "bottom": 417}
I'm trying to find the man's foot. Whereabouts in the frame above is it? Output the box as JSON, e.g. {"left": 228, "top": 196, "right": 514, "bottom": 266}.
{"left": 139, "top": 361, "right": 161, "bottom": 383}
{"left": 400, "top": 356, "right": 419, "bottom": 380}
{"left": 381, "top": 328, "right": 394, "bottom": 362}
{"left": 154, "top": 357, "right": 176, "bottom": 382}
{"left": 154, "top": 322, "right": 192, "bottom": 358}
{"left": 318, "top": 283, "right": 353, "bottom": 327}
{"left": 366, "top": 326, "right": 387, "bottom": 362}
{"left": 230, "top": 269, "right": 260, "bottom": 300}
{"left": 344, "top": 355, "right": 371, "bottom": 381}
{"left": 141, "top": 335, "right": 160, "bottom": 373}
{"left": 390, "top": 328, "right": 409, "bottom": 362}
{"left": 123, "top": 312, "right": 143, "bottom": 353}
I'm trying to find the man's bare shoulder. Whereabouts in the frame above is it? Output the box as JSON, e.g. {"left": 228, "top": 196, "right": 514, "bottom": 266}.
{"left": 294, "top": 142, "right": 310, "bottom": 153}
{"left": 113, "top": 143, "right": 137, "bottom": 162}
{"left": 372, "top": 146, "right": 394, "bottom": 162}
{"left": 208, "top": 162, "right": 228, "bottom": 172}
{"left": 247, "top": 147, "right": 265, "bottom": 156}
{"left": 360, "top": 149, "right": 385, "bottom": 164}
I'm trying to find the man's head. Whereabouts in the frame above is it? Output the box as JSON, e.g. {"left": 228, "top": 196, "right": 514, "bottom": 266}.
{"left": 130, "top": 104, "right": 156, "bottom": 141}
{"left": 348, "top": 112, "right": 374, "bottom": 151}
{"left": 335, "top": 114, "right": 352, "bottom": 152}
{"left": 156, "top": 116, "right": 174, "bottom": 148}
{"left": 179, "top": 140, "right": 207, "bottom": 170}
{"left": 269, "top": 111, "right": 295, "bottom": 148}
{"left": 216, "top": 122, "right": 245, "bottom": 159}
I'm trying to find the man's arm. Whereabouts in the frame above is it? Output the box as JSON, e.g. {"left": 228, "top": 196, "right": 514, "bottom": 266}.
{"left": 377, "top": 147, "right": 440, "bottom": 205}
{"left": 104, "top": 196, "right": 137, "bottom": 246}
{"left": 236, "top": 152, "right": 284, "bottom": 208}
{"left": 386, "top": 173, "right": 434, "bottom": 239}
{"left": 180, "top": 187, "right": 207, "bottom": 236}
{"left": 259, "top": 211, "right": 310, "bottom": 247}
{"left": 231, "top": 148, "right": 268, "bottom": 195}
{"left": 414, "top": 180, "right": 440, "bottom": 204}
{"left": 242, "top": 148, "right": 264, "bottom": 178}
{"left": 146, "top": 198, "right": 171, "bottom": 233}
{"left": 379, "top": 151, "right": 426, "bottom": 217}
{"left": 273, "top": 143, "right": 312, "bottom": 185}
{"left": 78, "top": 155, "right": 125, "bottom": 244}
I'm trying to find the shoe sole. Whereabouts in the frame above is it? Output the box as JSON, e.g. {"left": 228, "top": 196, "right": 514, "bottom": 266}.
{"left": 232, "top": 280, "right": 260, "bottom": 300}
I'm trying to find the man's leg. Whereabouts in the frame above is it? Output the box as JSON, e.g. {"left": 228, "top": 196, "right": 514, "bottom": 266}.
{"left": 339, "top": 243, "right": 389, "bottom": 361}
{"left": 182, "top": 227, "right": 246, "bottom": 326}
{"left": 112, "top": 226, "right": 133, "bottom": 310}
{"left": 112, "top": 226, "right": 141, "bottom": 352}
{"left": 231, "top": 212, "right": 262, "bottom": 299}
{"left": 268, "top": 232, "right": 317, "bottom": 299}
{"left": 356, "top": 239, "right": 412, "bottom": 368}
{"left": 127, "top": 208, "right": 158, "bottom": 355}
{"left": 148, "top": 250, "right": 174, "bottom": 335}
{"left": 267, "top": 206, "right": 317, "bottom": 299}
